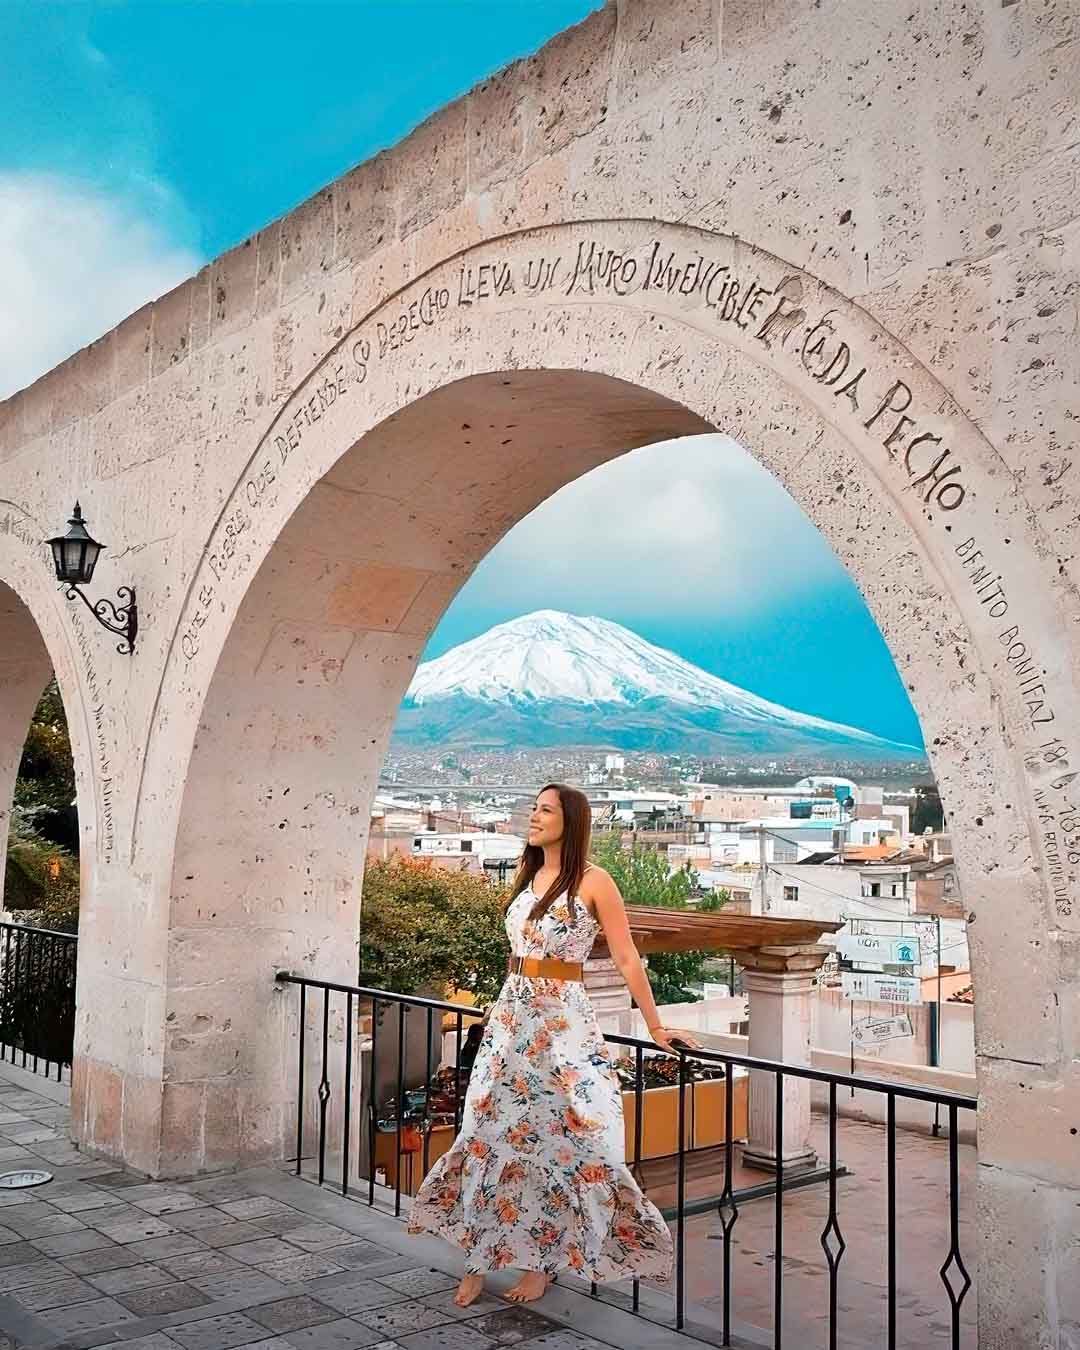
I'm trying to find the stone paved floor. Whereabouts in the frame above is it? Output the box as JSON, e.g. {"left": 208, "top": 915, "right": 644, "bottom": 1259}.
{"left": 0, "top": 1064, "right": 686, "bottom": 1350}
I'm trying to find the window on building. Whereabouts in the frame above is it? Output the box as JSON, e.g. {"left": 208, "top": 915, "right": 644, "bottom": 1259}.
{"left": 460, "top": 840, "right": 473, "bottom": 853}
{"left": 413, "top": 838, "right": 422, "bottom": 849}
{"left": 783, "top": 885, "right": 799, "bottom": 902}
{"left": 944, "top": 873, "right": 955, "bottom": 893}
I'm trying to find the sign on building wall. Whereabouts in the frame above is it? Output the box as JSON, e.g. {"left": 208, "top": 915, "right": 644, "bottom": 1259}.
{"left": 852, "top": 1014, "right": 915, "bottom": 1046}
{"left": 835, "top": 933, "right": 919, "bottom": 966}
{"left": 841, "top": 972, "right": 923, "bottom": 1005}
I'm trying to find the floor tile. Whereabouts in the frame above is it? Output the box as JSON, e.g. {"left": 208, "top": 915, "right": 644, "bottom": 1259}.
{"left": 85, "top": 1261, "right": 173, "bottom": 1294}
{"left": 169, "top": 1311, "right": 272, "bottom": 1350}
{"left": 311, "top": 1244, "right": 396, "bottom": 1272}
{"left": 352, "top": 1302, "right": 451, "bottom": 1337}
{"left": 4, "top": 1126, "right": 59, "bottom": 1145}
{"left": 220, "top": 1199, "right": 298, "bottom": 1221}
{"left": 395, "top": 1326, "right": 496, "bottom": 1350}
{"left": 190, "top": 1269, "right": 291, "bottom": 1304}
{"left": 126, "top": 1233, "right": 207, "bottom": 1261}
{"left": 256, "top": 1254, "right": 346, "bottom": 1284}
{"left": 376, "top": 1269, "right": 457, "bottom": 1297}
{"left": 96, "top": 1336, "right": 179, "bottom": 1350}
{"left": 463, "top": 1308, "right": 561, "bottom": 1344}
{"left": 0, "top": 1225, "right": 23, "bottom": 1244}
{"left": 11, "top": 1274, "right": 101, "bottom": 1310}
{"left": 170, "top": 1208, "right": 240, "bottom": 1233}
{"left": 99, "top": 1216, "right": 178, "bottom": 1244}
{"left": 0, "top": 1240, "right": 46, "bottom": 1268}
{"left": 280, "top": 1320, "right": 384, "bottom": 1350}
{"left": 249, "top": 1214, "right": 310, "bottom": 1238}
{"left": 131, "top": 1192, "right": 212, "bottom": 1217}
{"left": 160, "top": 1249, "right": 245, "bottom": 1280}
{"left": 274, "top": 1224, "right": 356, "bottom": 1253}
{"left": 314, "top": 1282, "right": 401, "bottom": 1316}
{"left": 0, "top": 1256, "right": 65, "bottom": 1290}
{"left": 11, "top": 1212, "right": 88, "bottom": 1239}
{"left": 417, "top": 1291, "right": 504, "bottom": 1322}
{"left": 117, "top": 1281, "right": 214, "bottom": 1317}
{"left": 224, "top": 1238, "right": 303, "bottom": 1266}
{"left": 42, "top": 1295, "right": 138, "bottom": 1334}
{"left": 48, "top": 1190, "right": 122, "bottom": 1214}
{"left": 61, "top": 1244, "right": 146, "bottom": 1275}
{"left": 519, "top": 1335, "right": 610, "bottom": 1350}
{"left": 199, "top": 1222, "right": 269, "bottom": 1249}
{"left": 33, "top": 1227, "right": 117, "bottom": 1257}
{"left": 249, "top": 1296, "right": 339, "bottom": 1334}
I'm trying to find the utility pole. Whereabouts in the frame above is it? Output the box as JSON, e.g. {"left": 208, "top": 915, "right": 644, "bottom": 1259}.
{"left": 758, "top": 826, "right": 769, "bottom": 913}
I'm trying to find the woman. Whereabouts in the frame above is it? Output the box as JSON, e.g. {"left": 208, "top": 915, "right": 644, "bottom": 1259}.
{"left": 407, "top": 782, "right": 702, "bottom": 1307}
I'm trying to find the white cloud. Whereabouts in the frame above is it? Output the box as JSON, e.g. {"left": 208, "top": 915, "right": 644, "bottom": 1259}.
{"left": 474, "top": 434, "right": 846, "bottom": 619}
{"left": 0, "top": 173, "right": 201, "bottom": 400}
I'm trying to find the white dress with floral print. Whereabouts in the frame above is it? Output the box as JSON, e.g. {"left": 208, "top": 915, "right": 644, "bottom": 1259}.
{"left": 407, "top": 883, "right": 674, "bottom": 1284}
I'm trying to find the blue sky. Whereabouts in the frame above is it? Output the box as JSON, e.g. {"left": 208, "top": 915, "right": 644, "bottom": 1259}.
{"left": 0, "top": 1, "right": 923, "bottom": 748}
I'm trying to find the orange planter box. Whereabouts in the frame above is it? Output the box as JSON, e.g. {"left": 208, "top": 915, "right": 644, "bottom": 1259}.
{"left": 621, "top": 1073, "right": 749, "bottom": 1161}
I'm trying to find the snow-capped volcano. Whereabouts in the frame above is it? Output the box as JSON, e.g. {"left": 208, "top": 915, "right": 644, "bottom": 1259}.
{"left": 395, "top": 610, "right": 922, "bottom": 760}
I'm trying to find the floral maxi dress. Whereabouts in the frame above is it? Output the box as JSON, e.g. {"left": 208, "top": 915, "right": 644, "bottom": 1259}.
{"left": 407, "top": 886, "right": 674, "bottom": 1284}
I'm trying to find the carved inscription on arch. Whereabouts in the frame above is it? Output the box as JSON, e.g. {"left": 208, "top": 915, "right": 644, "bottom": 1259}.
{"left": 172, "top": 222, "right": 1078, "bottom": 922}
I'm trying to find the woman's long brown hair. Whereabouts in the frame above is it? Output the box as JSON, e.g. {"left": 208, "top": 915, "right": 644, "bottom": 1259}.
{"left": 504, "top": 782, "right": 592, "bottom": 925}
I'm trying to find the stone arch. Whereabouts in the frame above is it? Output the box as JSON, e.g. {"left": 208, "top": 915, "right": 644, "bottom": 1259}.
{"left": 137, "top": 223, "right": 1075, "bottom": 1178}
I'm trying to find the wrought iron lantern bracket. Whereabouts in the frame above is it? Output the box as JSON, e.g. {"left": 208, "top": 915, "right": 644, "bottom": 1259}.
{"left": 61, "top": 580, "right": 138, "bottom": 656}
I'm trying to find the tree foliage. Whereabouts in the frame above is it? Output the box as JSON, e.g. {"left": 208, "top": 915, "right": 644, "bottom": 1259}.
{"left": 589, "top": 833, "right": 728, "bottom": 1005}
{"left": 359, "top": 856, "right": 509, "bottom": 1003}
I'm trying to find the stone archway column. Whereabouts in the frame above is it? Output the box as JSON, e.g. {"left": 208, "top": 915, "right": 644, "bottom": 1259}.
{"left": 740, "top": 944, "right": 830, "bottom": 1173}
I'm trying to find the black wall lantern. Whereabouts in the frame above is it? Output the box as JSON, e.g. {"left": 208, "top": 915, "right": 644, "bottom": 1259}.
{"left": 48, "top": 503, "right": 138, "bottom": 654}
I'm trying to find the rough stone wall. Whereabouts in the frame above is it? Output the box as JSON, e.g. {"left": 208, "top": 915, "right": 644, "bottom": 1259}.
{"left": 0, "top": 3, "right": 1078, "bottom": 1343}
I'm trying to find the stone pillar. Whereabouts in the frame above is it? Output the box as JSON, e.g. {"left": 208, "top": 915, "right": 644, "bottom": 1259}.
{"left": 583, "top": 955, "right": 633, "bottom": 1015}
{"left": 740, "top": 944, "right": 829, "bottom": 1174}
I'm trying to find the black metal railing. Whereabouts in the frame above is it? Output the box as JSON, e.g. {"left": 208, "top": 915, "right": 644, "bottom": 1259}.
{"left": 0, "top": 920, "right": 78, "bottom": 1081}
{"left": 276, "top": 972, "right": 977, "bottom": 1349}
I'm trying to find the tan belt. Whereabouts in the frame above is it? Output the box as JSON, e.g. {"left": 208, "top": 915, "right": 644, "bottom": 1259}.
{"left": 509, "top": 955, "right": 583, "bottom": 982}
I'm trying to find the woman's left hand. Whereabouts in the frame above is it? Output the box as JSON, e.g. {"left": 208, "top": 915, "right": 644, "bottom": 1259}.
{"left": 650, "top": 1026, "right": 703, "bottom": 1055}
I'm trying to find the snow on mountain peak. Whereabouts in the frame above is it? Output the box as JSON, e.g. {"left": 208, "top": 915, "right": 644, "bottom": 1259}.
{"left": 404, "top": 610, "right": 911, "bottom": 750}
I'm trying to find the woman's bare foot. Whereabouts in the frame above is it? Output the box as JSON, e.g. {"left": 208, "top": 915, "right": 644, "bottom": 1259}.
{"left": 505, "top": 1271, "right": 552, "bottom": 1303}
{"left": 454, "top": 1274, "right": 485, "bottom": 1307}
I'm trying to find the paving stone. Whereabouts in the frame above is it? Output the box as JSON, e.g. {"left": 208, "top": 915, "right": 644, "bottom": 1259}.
{"left": 220, "top": 1198, "right": 297, "bottom": 1221}
{"left": 317, "top": 1244, "right": 398, "bottom": 1271}
{"left": 417, "top": 1291, "right": 504, "bottom": 1323}
{"left": 462, "top": 1309, "right": 561, "bottom": 1344}
{"left": 352, "top": 1302, "right": 451, "bottom": 1337}
{"left": 95, "top": 1337, "right": 178, "bottom": 1350}
{"left": 190, "top": 1269, "right": 291, "bottom": 1304}
{"left": 280, "top": 1320, "right": 384, "bottom": 1350}
{"left": 85, "top": 1262, "right": 173, "bottom": 1294}
{"left": 0, "top": 1112, "right": 29, "bottom": 1125}
{"left": 161, "top": 1249, "right": 245, "bottom": 1280}
{"left": 199, "top": 1222, "right": 269, "bottom": 1248}
{"left": 72, "top": 1202, "right": 144, "bottom": 1226}
{"left": 48, "top": 1190, "right": 121, "bottom": 1214}
{"left": 0, "top": 1257, "right": 65, "bottom": 1290}
{"left": 376, "top": 1270, "right": 457, "bottom": 1297}
{"left": 60, "top": 1244, "right": 146, "bottom": 1275}
{"left": 116, "top": 1281, "right": 214, "bottom": 1316}
{"left": 99, "top": 1216, "right": 178, "bottom": 1244}
{"left": 11, "top": 1274, "right": 100, "bottom": 1309}
{"left": 187, "top": 1179, "right": 260, "bottom": 1202}
{"left": 519, "top": 1335, "right": 610, "bottom": 1350}
{"left": 0, "top": 1240, "right": 46, "bottom": 1268}
{"left": 42, "top": 1295, "right": 137, "bottom": 1334}
{"left": 273, "top": 1224, "right": 357, "bottom": 1253}
{"left": 33, "top": 1228, "right": 117, "bottom": 1257}
{"left": 12, "top": 1212, "right": 88, "bottom": 1239}
{"left": 4, "top": 1126, "right": 59, "bottom": 1145}
{"left": 1, "top": 1200, "right": 56, "bottom": 1224}
{"left": 395, "top": 1325, "right": 496, "bottom": 1350}
{"left": 0, "top": 1145, "right": 35, "bottom": 1163}
{"left": 92, "top": 1336, "right": 178, "bottom": 1350}
{"left": 170, "top": 1208, "right": 240, "bottom": 1233}
{"left": 249, "top": 1296, "right": 339, "bottom": 1334}
{"left": 126, "top": 1232, "right": 207, "bottom": 1261}
{"left": 91, "top": 1171, "right": 156, "bottom": 1190}
{"left": 131, "top": 1192, "right": 211, "bottom": 1217}
{"left": 224, "top": 1238, "right": 303, "bottom": 1267}
{"left": 256, "top": 1253, "right": 346, "bottom": 1285}
{"left": 250, "top": 1214, "right": 311, "bottom": 1238}
{"left": 315, "top": 1282, "right": 401, "bottom": 1316}
{"left": 0, "top": 1226, "right": 23, "bottom": 1245}
{"left": 169, "top": 1311, "right": 271, "bottom": 1350}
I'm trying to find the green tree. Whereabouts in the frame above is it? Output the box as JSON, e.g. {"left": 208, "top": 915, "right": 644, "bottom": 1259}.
{"left": 590, "top": 834, "right": 728, "bottom": 1004}
{"left": 11, "top": 679, "right": 78, "bottom": 859}
{"left": 359, "top": 856, "right": 509, "bottom": 1003}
